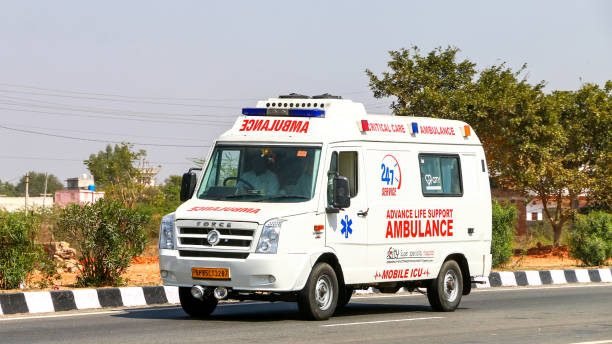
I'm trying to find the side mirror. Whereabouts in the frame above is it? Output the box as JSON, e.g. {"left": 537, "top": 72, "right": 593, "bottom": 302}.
{"left": 332, "top": 176, "right": 351, "bottom": 209}
{"left": 180, "top": 170, "right": 198, "bottom": 202}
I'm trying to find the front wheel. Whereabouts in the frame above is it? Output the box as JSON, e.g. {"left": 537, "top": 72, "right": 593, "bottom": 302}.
{"left": 179, "top": 287, "right": 218, "bottom": 318}
{"left": 336, "top": 286, "right": 354, "bottom": 309}
{"left": 298, "top": 263, "right": 339, "bottom": 320}
{"left": 427, "top": 260, "right": 463, "bottom": 312}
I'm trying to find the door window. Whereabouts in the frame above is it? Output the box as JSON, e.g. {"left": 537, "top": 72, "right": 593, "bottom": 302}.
{"left": 327, "top": 150, "right": 359, "bottom": 206}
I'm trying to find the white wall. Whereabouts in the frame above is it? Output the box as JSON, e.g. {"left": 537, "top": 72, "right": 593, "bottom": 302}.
{"left": 0, "top": 197, "right": 54, "bottom": 212}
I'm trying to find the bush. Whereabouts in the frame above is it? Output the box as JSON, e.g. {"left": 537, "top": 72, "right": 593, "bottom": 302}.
{"left": 568, "top": 211, "right": 611, "bottom": 266}
{"left": 0, "top": 210, "right": 55, "bottom": 289}
{"left": 55, "top": 199, "right": 149, "bottom": 287}
{"left": 492, "top": 200, "right": 517, "bottom": 267}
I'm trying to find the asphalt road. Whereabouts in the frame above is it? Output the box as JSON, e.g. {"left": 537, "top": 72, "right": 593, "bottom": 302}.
{"left": 1, "top": 284, "right": 611, "bottom": 344}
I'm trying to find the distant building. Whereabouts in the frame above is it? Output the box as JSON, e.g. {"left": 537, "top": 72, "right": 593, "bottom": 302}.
{"left": 54, "top": 173, "right": 104, "bottom": 207}
{"left": 136, "top": 160, "right": 161, "bottom": 186}
{"left": 66, "top": 174, "right": 95, "bottom": 189}
{"left": 526, "top": 195, "right": 588, "bottom": 222}
{"left": 0, "top": 196, "right": 53, "bottom": 212}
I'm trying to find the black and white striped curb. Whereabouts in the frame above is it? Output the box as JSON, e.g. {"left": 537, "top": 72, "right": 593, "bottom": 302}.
{"left": 0, "top": 286, "right": 179, "bottom": 316}
{"left": 475, "top": 268, "right": 612, "bottom": 288}
{"left": 1, "top": 268, "right": 610, "bottom": 315}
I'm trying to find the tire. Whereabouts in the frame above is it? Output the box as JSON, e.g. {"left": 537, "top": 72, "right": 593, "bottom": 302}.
{"left": 427, "top": 260, "right": 463, "bottom": 312}
{"left": 298, "top": 263, "right": 339, "bottom": 320}
{"left": 179, "top": 286, "right": 218, "bottom": 317}
{"left": 336, "top": 286, "right": 354, "bottom": 309}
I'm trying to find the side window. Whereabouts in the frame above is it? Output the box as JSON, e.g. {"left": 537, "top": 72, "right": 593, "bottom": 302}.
{"left": 328, "top": 150, "right": 359, "bottom": 200}
{"left": 419, "top": 154, "right": 462, "bottom": 196}
{"left": 339, "top": 151, "right": 358, "bottom": 197}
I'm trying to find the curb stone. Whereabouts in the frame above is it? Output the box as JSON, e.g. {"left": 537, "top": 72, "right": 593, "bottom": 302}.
{"left": 0, "top": 286, "right": 179, "bottom": 316}
{"left": 1, "top": 268, "right": 610, "bottom": 316}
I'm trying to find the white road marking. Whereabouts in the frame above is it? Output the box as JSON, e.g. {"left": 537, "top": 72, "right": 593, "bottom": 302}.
{"left": 566, "top": 340, "right": 612, "bottom": 344}
{"left": 322, "top": 316, "right": 444, "bottom": 327}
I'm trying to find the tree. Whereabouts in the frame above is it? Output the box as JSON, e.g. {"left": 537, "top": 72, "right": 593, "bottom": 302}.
{"left": 134, "top": 175, "right": 183, "bottom": 238}
{"left": 367, "top": 45, "right": 611, "bottom": 245}
{"left": 366, "top": 46, "right": 476, "bottom": 119}
{"left": 0, "top": 180, "right": 18, "bottom": 196}
{"left": 509, "top": 83, "right": 611, "bottom": 244}
{"left": 565, "top": 82, "right": 612, "bottom": 210}
{"left": 84, "top": 143, "right": 146, "bottom": 208}
{"left": 15, "top": 172, "right": 64, "bottom": 196}
{"left": 84, "top": 143, "right": 145, "bottom": 189}
{"left": 160, "top": 175, "right": 183, "bottom": 212}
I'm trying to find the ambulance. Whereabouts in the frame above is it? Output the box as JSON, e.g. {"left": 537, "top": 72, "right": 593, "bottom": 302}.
{"left": 159, "top": 94, "right": 492, "bottom": 320}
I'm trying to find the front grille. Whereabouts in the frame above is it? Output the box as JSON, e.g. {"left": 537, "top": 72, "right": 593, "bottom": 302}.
{"left": 180, "top": 227, "right": 253, "bottom": 236}
{"left": 179, "top": 250, "right": 250, "bottom": 259}
{"left": 176, "top": 219, "right": 257, "bottom": 259}
{"left": 180, "top": 237, "right": 251, "bottom": 247}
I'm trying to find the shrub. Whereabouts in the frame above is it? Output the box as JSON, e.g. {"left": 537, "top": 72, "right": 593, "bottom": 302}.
{"left": 55, "top": 199, "right": 149, "bottom": 286}
{"left": 0, "top": 210, "right": 55, "bottom": 289}
{"left": 492, "top": 200, "right": 517, "bottom": 267}
{"left": 568, "top": 211, "right": 611, "bottom": 266}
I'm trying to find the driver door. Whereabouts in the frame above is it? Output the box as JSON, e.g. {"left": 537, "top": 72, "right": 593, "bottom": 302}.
{"left": 325, "top": 147, "right": 369, "bottom": 284}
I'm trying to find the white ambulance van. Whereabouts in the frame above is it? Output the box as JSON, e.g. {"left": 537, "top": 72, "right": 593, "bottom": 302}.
{"left": 159, "top": 94, "right": 492, "bottom": 320}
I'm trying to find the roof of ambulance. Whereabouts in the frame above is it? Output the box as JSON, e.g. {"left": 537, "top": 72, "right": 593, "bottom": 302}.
{"left": 216, "top": 96, "right": 481, "bottom": 145}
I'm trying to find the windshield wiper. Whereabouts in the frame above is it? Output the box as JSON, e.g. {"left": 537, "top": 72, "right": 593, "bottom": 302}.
{"left": 256, "top": 195, "right": 310, "bottom": 202}
{"left": 219, "top": 193, "right": 264, "bottom": 200}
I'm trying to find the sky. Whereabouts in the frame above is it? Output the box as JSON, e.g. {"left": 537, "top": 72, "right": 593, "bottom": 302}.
{"left": 0, "top": 0, "right": 610, "bottom": 189}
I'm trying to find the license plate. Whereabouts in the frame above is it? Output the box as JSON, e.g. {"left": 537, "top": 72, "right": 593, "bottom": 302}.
{"left": 191, "top": 267, "right": 230, "bottom": 280}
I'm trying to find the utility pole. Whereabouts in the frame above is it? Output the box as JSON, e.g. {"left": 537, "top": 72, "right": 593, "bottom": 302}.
{"left": 42, "top": 172, "right": 49, "bottom": 208}
{"left": 24, "top": 172, "right": 29, "bottom": 215}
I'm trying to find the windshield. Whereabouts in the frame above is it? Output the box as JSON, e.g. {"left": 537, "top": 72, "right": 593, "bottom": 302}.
{"left": 197, "top": 145, "right": 321, "bottom": 202}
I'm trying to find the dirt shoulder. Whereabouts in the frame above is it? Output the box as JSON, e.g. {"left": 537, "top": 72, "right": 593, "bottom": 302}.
{"left": 496, "top": 245, "right": 610, "bottom": 271}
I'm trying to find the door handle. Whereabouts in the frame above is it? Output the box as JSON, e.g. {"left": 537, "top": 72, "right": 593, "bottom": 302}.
{"left": 357, "top": 208, "right": 369, "bottom": 217}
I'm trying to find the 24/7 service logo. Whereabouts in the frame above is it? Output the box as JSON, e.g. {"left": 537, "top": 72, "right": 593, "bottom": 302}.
{"left": 380, "top": 154, "right": 401, "bottom": 196}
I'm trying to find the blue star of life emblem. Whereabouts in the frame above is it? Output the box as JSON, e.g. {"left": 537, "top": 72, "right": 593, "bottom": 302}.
{"left": 340, "top": 215, "right": 353, "bottom": 239}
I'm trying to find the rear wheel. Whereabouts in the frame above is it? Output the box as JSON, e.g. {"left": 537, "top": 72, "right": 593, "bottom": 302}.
{"left": 427, "top": 260, "right": 463, "bottom": 312}
{"left": 298, "top": 263, "right": 339, "bottom": 320}
{"left": 179, "top": 287, "right": 218, "bottom": 317}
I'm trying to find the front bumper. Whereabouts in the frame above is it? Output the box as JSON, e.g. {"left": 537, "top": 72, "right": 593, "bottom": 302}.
{"left": 159, "top": 249, "right": 312, "bottom": 291}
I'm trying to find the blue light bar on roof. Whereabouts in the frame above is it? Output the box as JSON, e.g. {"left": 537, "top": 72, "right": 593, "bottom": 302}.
{"left": 288, "top": 109, "right": 325, "bottom": 117}
{"left": 242, "top": 108, "right": 267, "bottom": 116}
{"left": 241, "top": 108, "right": 325, "bottom": 118}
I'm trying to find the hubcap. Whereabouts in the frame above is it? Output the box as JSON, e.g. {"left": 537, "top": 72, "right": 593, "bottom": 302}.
{"left": 315, "top": 274, "right": 333, "bottom": 311}
{"left": 443, "top": 269, "right": 459, "bottom": 302}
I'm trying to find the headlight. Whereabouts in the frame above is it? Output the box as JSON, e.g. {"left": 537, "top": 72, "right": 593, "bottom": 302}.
{"left": 256, "top": 218, "right": 285, "bottom": 254}
{"left": 159, "top": 213, "right": 176, "bottom": 250}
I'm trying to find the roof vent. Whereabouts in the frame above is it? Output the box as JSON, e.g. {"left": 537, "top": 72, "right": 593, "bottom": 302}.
{"left": 312, "top": 93, "right": 342, "bottom": 99}
{"left": 279, "top": 93, "right": 310, "bottom": 99}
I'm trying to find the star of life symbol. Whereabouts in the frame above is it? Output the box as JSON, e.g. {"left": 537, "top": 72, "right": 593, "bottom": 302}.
{"left": 340, "top": 215, "right": 353, "bottom": 238}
